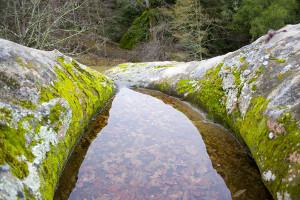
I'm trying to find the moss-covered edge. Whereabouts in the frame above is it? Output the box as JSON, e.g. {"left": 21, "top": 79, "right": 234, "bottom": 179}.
{"left": 151, "top": 61, "right": 300, "bottom": 199}
{"left": 0, "top": 56, "right": 114, "bottom": 199}
{"left": 37, "top": 57, "right": 114, "bottom": 199}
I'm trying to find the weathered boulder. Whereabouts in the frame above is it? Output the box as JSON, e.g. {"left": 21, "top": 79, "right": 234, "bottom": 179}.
{"left": 105, "top": 24, "right": 300, "bottom": 199}
{"left": 0, "top": 39, "right": 115, "bottom": 199}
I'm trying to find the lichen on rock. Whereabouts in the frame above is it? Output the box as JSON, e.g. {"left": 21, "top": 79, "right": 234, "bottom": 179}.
{"left": 105, "top": 23, "right": 300, "bottom": 199}
{"left": 0, "top": 39, "right": 115, "bottom": 199}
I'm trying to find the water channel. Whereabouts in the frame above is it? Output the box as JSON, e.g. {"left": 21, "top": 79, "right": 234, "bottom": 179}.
{"left": 54, "top": 87, "right": 272, "bottom": 200}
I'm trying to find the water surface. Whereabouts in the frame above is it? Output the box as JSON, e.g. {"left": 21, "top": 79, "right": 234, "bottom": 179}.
{"left": 89, "top": 66, "right": 114, "bottom": 73}
{"left": 55, "top": 88, "right": 272, "bottom": 200}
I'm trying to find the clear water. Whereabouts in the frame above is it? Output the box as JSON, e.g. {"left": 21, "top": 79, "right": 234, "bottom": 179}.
{"left": 54, "top": 88, "right": 272, "bottom": 200}
{"left": 89, "top": 66, "right": 114, "bottom": 73}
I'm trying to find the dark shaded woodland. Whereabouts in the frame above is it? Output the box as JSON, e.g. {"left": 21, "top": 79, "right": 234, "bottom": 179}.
{"left": 1, "top": 0, "right": 299, "bottom": 61}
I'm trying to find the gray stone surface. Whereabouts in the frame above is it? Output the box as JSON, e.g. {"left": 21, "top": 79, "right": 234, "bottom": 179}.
{"left": 0, "top": 39, "right": 114, "bottom": 199}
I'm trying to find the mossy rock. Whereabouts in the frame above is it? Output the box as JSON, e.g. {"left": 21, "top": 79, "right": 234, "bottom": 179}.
{"left": 119, "top": 11, "right": 150, "bottom": 50}
{"left": 0, "top": 39, "right": 115, "bottom": 199}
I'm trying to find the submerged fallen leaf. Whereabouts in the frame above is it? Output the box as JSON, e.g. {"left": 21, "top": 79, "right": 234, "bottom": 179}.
{"left": 233, "top": 189, "right": 247, "bottom": 197}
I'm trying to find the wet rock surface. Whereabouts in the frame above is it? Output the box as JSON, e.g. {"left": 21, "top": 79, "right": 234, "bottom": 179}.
{"left": 105, "top": 24, "right": 300, "bottom": 199}
{"left": 0, "top": 39, "right": 114, "bottom": 199}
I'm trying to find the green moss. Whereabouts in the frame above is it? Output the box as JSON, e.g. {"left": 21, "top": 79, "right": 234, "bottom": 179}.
{"left": 176, "top": 62, "right": 246, "bottom": 142}
{"left": 38, "top": 57, "right": 114, "bottom": 199}
{"left": 133, "top": 63, "right": 147, "bottom": 66}
{"left": 242, "top": 108, "right": 300, "bottom": 197}
{"left": 270, "top": 58, "right": 286, "bottom": 63}
{"left": 277, "top": 73, "right": 283, "bottom": 80}
{"left": 159, "top": 78, "right": 167, "bottom": 91}
{"left": 15, "top": 58, "right": 25, "bottom": 67}
{"left": 27, "top": 61, "right": 34, "bottom": 68}
{"left": 204, "top": 68, "right": 215, "bottom": 77}
{"left": 154, "top": 64, "right": 175, "bottom": 69}
{"left": 34, "top": 119, "right": 42, "bottom": 133}
{"left": 248, "top": 77, "right": 257, "bottom": 84}
{"left": 0, "top": 114, "right": 35, "bottom": 179}
{"left": 246, "top": 66, "right": 263, "bottom": 84}
{"left": 177, "top": 64, "right": 226, "bottom": 121}
{"left": 256, "top": 66, "right": 264, "bottom": 76}
{"left": 2, "top": 57, "right": 113, "bottom": 198}
{"left": 232, "top": 69, "right": 242, "bottom": 87}
{"left": 238, "top": 97, "right": 269, "bottom": 153}
{"left": 237, "top": 85, "right": 243, "bottom": 99}
{"left": 0, "top": 107, "right": 12, "bottom": 123}
{"left": 239, "top": 56, "right": 246, "bottom": 63}
{"left": 196, "top": 63, "right": 226, "bottom": 119}
{"left": 288, "top": 51, "right": 298, "bottom": 57}
{"left": 58, "top": 56, "right": 64, "bottom": 63}
{"left": 176, "top": 79, "right": 196, "bottom": 94}
{"left": 54, "top": 121, "right": 62, "bottom": 133}
{"left": 49, "top": 103, "right": 66, "bottom": 124}
{"left": 171, "top": 62, "right": 300, "bottom": 198}
{"left": 241, "top": 63, "right": 248, "bottom": 70}
{"left": 15, "top": 58, "right": 35, "bottom": 68}
{"left": 18, "top": 100, "right": 37, "bottom": 110}
{"left": 118, "top": 64, "right": 130, "bottom": 69}
{"left": 149, "top": 57, "right": 299, "bottom": 198}
{"left": 39, "top": 87, "right": 55, "bottom": 104}
{"left": 277, "top": 113, "right": 291, "bottom": 125}
{"left": 23, "top": 186, "right": 36, "bottom": 200}
{"left": 119, "top": 11, "right": 150, "bottom": 50}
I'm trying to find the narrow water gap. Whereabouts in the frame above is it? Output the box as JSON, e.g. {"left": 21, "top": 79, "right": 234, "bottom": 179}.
{"left": 54, "top": 87, "right": 272, "bottom": 200}
{"left": 89, "top": 66, "right": 114, "bottom": 73}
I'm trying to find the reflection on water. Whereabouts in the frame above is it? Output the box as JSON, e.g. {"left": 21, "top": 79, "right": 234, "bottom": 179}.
{"left": 89, "top": 66, "right": 114, "bottom": 73}
{"left": 54, "top": 88, "right": 272, "bottom": 200}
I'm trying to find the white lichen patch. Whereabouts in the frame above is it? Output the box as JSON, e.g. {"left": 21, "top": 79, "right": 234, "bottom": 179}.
{"left": 226, "top": 89, "right": 239, "bottom": 114}
{"left": 223, "top": 74, "right": 236, "bottom": 90}
{"left": 277, "top": 191, "right": 291, "bottom": 200}
{"left": 23, "top": 162, "right": 42, "bottom": 199}
{"left": 263, "top": 170, "right": 276, "bottom": 181}
{"left": 0, "top": 164, "right": 24, "bottom": 199}
{"left": 242, "top": 69, "right": 251, "bottom": 77}
{"left": 238, "top": 84, "right": 253, "bottom": 117}
{"left": 264, "top": 54, "right": 270, "bottom": 59}
{"left": 269, "top": 132, "right": 274, "bottom": 139}
{"left": 280, "top": 64, "right": 293, "bottom": 74}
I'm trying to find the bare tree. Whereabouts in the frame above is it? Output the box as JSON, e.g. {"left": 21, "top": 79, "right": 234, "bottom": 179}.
{"left": 0, "top": 0, "right": 91, "bottom": 53}
{"left": 78, "top": 0, "right": 117, "bottom": 56}
{"left": 171, "top": 0, "right": 213, "bottom": 60}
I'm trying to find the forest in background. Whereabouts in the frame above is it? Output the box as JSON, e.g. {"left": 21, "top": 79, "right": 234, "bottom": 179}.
{"left": 0, "top": 0, "right": 299, "bottom": 63}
